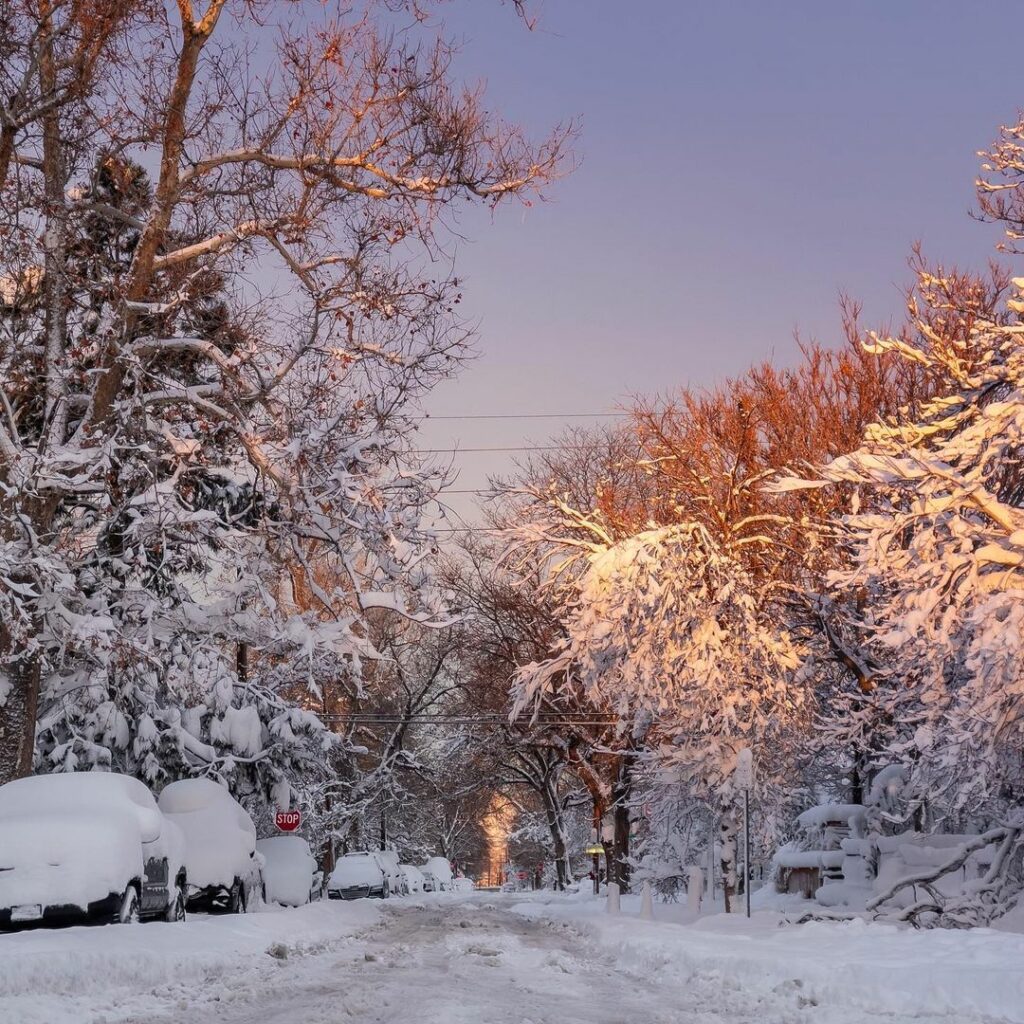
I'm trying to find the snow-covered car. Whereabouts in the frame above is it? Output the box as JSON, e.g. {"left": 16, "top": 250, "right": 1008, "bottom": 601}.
{"left": 257, "top": 835, "right": 321, "bottom": 907}
{"left": 327, "top": 852, "right": 388, "bottom": 900}
{"left": 453, "top": 875, "right": 475, "bottom": 893}
{"left": 421, "top": 856, "right": 454, "bottom": 893}
{"left": 400, "top": 863, "right": 425, "bottom": 894}
{"left": 158, "top": 778, "right": 262, "bottom": 913}
{"left": 0, "top": 772, "right": 187, "bottom": 929}
{"left": 374, "top": 849, "right": 406, "bottom": 895}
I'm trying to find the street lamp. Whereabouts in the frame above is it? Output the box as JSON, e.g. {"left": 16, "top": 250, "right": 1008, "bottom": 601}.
{"left": 585, "top": 845, "right": 604, "bottom": 894}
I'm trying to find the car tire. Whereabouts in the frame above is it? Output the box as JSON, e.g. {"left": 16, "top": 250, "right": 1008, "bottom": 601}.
{"left": 117, "top": 886, "right": 140, "bottom": 925}
{"left": 164, "top": 886, "right": 186, "bottom": 923}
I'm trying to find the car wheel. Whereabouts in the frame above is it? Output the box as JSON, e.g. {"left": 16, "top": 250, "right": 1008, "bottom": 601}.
{"left": 117, "top": 886, "right": 140, "bottom": 925}
{"left": 164, "top": 885, "right": 186, "bottom": 923}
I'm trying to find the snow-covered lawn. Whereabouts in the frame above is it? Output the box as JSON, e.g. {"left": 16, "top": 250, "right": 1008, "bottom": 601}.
{"left": 2, "top": 891, "right": 1022, "bottom": 1023}
{"left": 514, "top": 890, "right": 1024, "bottom": 1022}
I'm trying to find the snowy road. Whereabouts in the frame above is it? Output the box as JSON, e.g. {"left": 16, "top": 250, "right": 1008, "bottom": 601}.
{"left": 58, "top": 898, "right": 1009, "bottom": 1024}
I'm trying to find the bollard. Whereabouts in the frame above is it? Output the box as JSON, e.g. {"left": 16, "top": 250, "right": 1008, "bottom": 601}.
{"left": 606, "top": 881, "right": 621, "bottom": 914}
{"left": 639, "top": 880, "right": 654, "bottom": 920}
{"left": 686, "top": 866, "right": 703, "bottom": 915}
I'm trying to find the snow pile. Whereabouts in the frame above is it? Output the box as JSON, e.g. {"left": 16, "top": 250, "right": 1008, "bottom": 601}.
{"left": 158, "top": 778, "right": 256, "bottom": 889}
{"left": 256, "top": 836, "right": 317, "bottom": 907}
{"left": 511, "top": 892, "right": 1024, "bottom": 1021}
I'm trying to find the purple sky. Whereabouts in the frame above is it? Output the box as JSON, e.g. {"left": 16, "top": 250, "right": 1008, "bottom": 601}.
{"left": 408, "top": 2, "right": 1024, "bottom": 523}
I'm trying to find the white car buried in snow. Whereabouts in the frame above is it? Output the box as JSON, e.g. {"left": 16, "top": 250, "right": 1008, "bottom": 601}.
{"left": 257, "top": 835, "right": 322, "bottom": 907}
{"left": 158, "top": 778, "right": 262, "bottom": 914}
{"left": 400, "top": 863, "right": 425, "bottom": 894}
{"left": 0, "top": 772, "right": 187, "bottom": 929}
{"left": 421, "top": 856, "right": 454, "bottom": 893}
{"left": 374, "top": 849, "right": 406, "bottom": 895}
{"left": 327, "top": 853, "right": 388, "bottom": 900}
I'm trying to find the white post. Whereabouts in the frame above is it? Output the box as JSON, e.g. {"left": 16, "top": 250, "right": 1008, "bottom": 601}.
{"left": 686, "top": 866, "right": 703, "bottom": 915}
{"left": 606, "top": 881, "right": 621, "bottom": 914}
{"left": 639, "top": 880, "right": 654, "bottom": 920}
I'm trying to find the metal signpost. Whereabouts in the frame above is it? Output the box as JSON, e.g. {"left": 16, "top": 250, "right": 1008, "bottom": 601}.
{"left": 734, "top": 748, "right": 754, "bottom": 918}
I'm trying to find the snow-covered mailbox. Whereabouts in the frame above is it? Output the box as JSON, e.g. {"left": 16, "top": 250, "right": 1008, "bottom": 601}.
{"left": 774, "top": 804, "right": 866, "bottom": 900}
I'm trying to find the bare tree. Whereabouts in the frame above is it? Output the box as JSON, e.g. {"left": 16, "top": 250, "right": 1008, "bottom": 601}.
{"left": 0, "top": 1, "right": 571, "bottom": 784}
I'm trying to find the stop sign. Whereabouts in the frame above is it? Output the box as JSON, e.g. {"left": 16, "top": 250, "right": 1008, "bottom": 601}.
{"left": 275, "top": 809, "right": 301, "bottom": 832}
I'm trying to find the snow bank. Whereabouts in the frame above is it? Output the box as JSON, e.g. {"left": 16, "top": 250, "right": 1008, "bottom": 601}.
{"left": 0, "top": 900, "right": 380, "bottom": 1024}
{"left": 510, "top": 892, "right": 1024, "bottom": 1021}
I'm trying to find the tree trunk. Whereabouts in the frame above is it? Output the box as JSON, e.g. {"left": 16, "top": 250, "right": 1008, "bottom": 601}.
{"left": 719, "top": 810, "right": 739, "bottom": 913}
{"left": 0, "top": 619, "right": 42, "bottom": 784}
{"left": 540, "top": 778, "right": 569, "bottom": 890}
{"left": 609, "top": 753, "right": 634, "bottom": 893}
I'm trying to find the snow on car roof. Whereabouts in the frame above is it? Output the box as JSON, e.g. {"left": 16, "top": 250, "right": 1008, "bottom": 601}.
{"left": 158, "top": 779, "right": 256, "bottom": 888}
{"left": 0, "top": 771, "right": 163, "bottom": 843}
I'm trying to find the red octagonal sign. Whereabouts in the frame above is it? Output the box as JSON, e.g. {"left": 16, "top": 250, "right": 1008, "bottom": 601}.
{"left": 275, "top": 809, "right": 301, "bottom": 832}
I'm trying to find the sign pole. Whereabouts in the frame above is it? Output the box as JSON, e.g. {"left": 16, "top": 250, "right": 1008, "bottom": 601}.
{"left": 743, "top": 785, "right": 751, "bottom": 919}
{"left": 734, "top": 747, "right": 754, "bottom": 919}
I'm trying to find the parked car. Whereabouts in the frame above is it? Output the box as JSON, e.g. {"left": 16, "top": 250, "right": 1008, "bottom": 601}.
{"left": 374, "top": 849, "right": 406, "bottom": 895}
{"left": 257, "top": 835, "right": 321, "bottom": 907}
{"left": 453, "top": 875, "right": 475, "bottom": 893}
{"left": 0, "top": 772, "right": 187, "bottom": 929}
{"left": 400, "top": 863, "right": 425, "bottom": 894}
{"left": 327, "top": 852, "right": 388, "bottom": 900}
{"left": 421, "top": 856, "right": 454, "bottom": 893}
{"left": 158, "top": 778, "right": 262, "bottom": 913}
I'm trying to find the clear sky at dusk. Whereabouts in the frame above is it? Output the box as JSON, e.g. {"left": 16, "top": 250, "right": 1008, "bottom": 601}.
{"left": 413, "top": 1, "right": 1024, "bottom": 523}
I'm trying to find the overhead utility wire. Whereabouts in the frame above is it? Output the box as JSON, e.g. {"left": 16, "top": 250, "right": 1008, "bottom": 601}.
{"left": 413, "top": 444, "right": 598, "bottom": 454}
{"left": 426, "top": 412, "right": 628, "bottom": 421}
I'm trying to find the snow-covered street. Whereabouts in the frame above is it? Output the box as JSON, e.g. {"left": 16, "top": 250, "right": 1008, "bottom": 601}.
{"left": 3, "top": 894, "right": 1022, "bottom": 1024}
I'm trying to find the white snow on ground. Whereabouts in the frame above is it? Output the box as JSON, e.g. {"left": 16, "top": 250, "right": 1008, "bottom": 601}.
{"left": 514, "top": 890, "right": 1024, "bottom": 1022}
{"left": 0, "top": 900, "right": 380, "bottom": 1024}
{"left": 1, "top": 891, "right": 1022, "bottom": 1024}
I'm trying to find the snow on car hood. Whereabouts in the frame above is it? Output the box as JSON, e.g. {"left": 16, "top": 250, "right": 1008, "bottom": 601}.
{"left": 0, "top": 811, "right": 141, "bottom": 910}
{"left": 257, "top": 837, "right": 316, "bottom": 906}
{"left": 329, "top": 856, "right": 384, "bottom": 889}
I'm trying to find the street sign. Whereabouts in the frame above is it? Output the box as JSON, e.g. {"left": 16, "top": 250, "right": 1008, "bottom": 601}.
{"left": 275, "top": 809, "right": 301, "bottom": 832}
{"left": 735, "top": 748, "right": 754, "bottom": 790}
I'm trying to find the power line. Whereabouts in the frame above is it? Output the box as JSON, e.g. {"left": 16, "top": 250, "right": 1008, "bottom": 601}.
{"left": 321, "top": 714, "right": 619, "bottom": 727}
{"left": 426, "top": 412, "right": 628, "bottom": 421}
{"left": 414, "top": 444, "right": 596, "bottom": 454}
